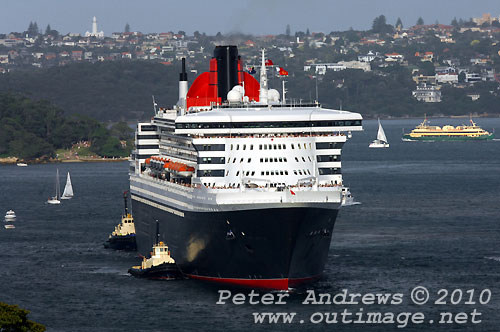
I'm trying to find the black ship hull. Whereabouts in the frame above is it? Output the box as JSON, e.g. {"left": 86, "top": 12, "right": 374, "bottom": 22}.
{"left": 104, "top": 234, "right": 137, "bottom": 251}
{"left": 132, "top": 196, "right": 338, "bottom": 290}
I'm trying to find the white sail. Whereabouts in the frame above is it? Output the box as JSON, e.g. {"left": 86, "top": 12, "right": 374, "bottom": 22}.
{"left": 377, "top": 119, "right": 388, "bottom": 143}
{"left": 56, "top": 168, "right": 60, "bottom": 199}
{"left": 48, "top": 169, "right": 61, "bottom": 204}
{"left": 61, "top": 172, "right": 73, "bottom": 199}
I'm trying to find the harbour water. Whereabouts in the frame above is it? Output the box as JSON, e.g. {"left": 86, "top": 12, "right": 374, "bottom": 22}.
{"left": 1, "top": 118, "right": 499, "bottom": 331}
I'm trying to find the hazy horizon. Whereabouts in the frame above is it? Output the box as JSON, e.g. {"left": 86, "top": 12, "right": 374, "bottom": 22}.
{"left": 1, "top": 0, "right": 500, "bottom": 36}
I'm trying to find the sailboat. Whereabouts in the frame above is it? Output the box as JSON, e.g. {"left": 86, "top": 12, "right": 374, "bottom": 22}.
{"left": 47, "top": 169, "right": 61, "bottom": 205}
{"left": 369, "top": 118, "right": 389, "bottom": 148}
{"left": 61, "top": 172, "right": 74, "bottom": 200}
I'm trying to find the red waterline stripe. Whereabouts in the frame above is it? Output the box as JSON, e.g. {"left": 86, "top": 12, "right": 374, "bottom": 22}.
{"left": 187, "top": 274, "right": 289, "bottom": 290}
{"left": 186, "top": 274, "right": 323, "bottom": 290}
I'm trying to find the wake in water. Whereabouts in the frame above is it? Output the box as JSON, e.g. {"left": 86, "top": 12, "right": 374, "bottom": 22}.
{"left": 484, "top": 256, "right": 500, "bottom": 262}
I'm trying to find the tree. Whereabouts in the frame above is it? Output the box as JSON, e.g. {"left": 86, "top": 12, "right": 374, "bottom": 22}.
{"left": 27, "top": 21, "right": 39, "bottom": 37}
{"left": 451, "top": 17, "right": 458, "bottom": 27}
{"left": 306, "top": 28, "right": 310, "bottom": 36}
{"left": 124, "top": 23, "right": 130, "bottom": 33}
{"left": 110, "top": 121, "right": 133, "bottom": 140}
{"left": 417, "top": 17, "right": 424, "bottom": 26}
{"left": 0, "top": 302, "right": 46, "bottom": 332}
{"left": 45, "top": 24, "right": 51, "bottom": 35}
{"left": 371, "top": 15, "right": 393, "bottom": 34}
{"left": 396, "top": 17, "right": 403, "bottom": 29}
{"left": 286, "top": 24, "right": 291, "bottom": 37}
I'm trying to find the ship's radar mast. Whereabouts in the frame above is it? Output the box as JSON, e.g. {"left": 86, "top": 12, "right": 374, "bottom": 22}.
{"left": 259, "top": 49, "right": 268, "bottom": 105}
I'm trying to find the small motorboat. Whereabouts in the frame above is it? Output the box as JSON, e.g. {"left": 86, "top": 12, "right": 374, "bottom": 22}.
{"left": 16, "top": 163, "right": 28, "bottom": 167}
{"left": 341, "top": 187, "right": 361, "bottom": 207}
{"left": 4, "top": 210, "right": 16, "bottom": 222}
{"left": 4, "top": 225, "right": 15, "bottom": 229}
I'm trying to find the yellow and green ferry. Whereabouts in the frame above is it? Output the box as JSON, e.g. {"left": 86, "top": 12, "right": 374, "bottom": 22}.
{"left": 402, "top": 117, "right": 494, "bottom": 141}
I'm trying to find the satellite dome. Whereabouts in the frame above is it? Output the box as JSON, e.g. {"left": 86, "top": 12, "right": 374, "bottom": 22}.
{"left": 268, "top": 89, "right": 280, "bottom": 102}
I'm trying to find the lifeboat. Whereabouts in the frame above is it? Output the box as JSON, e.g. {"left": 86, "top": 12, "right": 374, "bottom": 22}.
{"left": 163, "top": 161, "right": 195, "bottom": 177}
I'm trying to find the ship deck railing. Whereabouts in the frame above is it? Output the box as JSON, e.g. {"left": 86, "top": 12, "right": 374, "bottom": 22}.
{"left": 190, "top": 132, "right": 346, "bottom": 139}
{"left": 140, "top": 172, "right": 342, "bottom": 192}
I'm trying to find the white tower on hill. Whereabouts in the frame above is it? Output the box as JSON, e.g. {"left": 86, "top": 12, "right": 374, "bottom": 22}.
{"left": 85, "top": 16, "right": 104, "bottom": 38}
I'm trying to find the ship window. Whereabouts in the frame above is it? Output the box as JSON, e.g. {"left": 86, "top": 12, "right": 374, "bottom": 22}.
{"left": 226, "top": 170, "right": 229, "bottom": 176}
{"left": 266, "top": 171, "right": 269, "bottom": 175}
{"left": 240, "top": 158, "right": 244, "bottom": 163}
{"left": 271, "top": 171, "right": 275, "bottom": 175}
{"left": 293, "top": 170, "right": 297, "bottom": 175}
{"left": 236, "top": 171, "right": 240, "bottom": 176}
{"left": 302, "top": 157, "right": 306, "bottom": 162}
{"left": 265, "top": 158, "right": 269, "bottom": 162}
{"left": 278, "top": 144, "right": 282, "bottom": 150}
{"left": 250, "top": 145, "right": 254, "bottom": 150}
{"left": 279, "top": 157, "right": 283, "bottom": 162}
{"left": 261, "top": 171, "right": 264, "bottom": 175}
{"left": 291, "top": 144, "right": 294, "bottom": 149}
{"left": 264, "top": 145, "right": 268, "bottom": 150}
{"left": 246, "top": 171, "right": 250, "bottom": 176}
{"left": 309, "top": 143, "right": 312, "bottom": 148}
{"left": 274, "top": 144, "right": 277, "bottom": 149}
{"left": 251, "top": 171, "right": 255, "bottom": 176}
{"left": 307, "top": 170, "right": 311, "bottom": 175}
{"left": 233, "top": 158, "right": 236, "bottom": 163}
{"left": 260, "top": 158, "right": 263, "bottom": 163}
{"left": 295, "top": 157, "right": 299, "bottom": 162}
{"left": 280, "top": 171, "right": 284, "bottom": 175}
{"left": 284, "top": 157, "right": 287, "bottom": 162}
{"left": 285, "top": 170, "right": 289, "bottom": 175}
{"left": 236, "top": 144, "right": 240, "bottom": 150}
{"left": 273, "top": 158, "right": 277, "bottom": 162}
{"left": 304, "top": 143, "right": 307, "bottom": 149}
{"left": 243, "top": 144, "right": 246, "bottom": 150}
{"left": 308, "top": 156, "right": 312, "bottom": 162}
{"left": 248, "top": 158, "right": 251, "bottom": 163}
{"left": 298, "top": 145, "right": 301, "bottom": 149}
{"left": 259, "top": 144, "right": 262, "bottom": 150}
{"left": 231, "top": 144, "right": 233, "bottom": 150}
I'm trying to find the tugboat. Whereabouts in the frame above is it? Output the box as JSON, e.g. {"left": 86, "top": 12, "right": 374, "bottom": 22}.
{"left": 128, "top": 222, "right": 182, "bottom": 280}
{"left": 104, "top": 191, "right": 137, "bottom": 251}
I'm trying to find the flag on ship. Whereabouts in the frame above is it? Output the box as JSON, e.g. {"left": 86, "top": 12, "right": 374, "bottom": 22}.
{"left": 247, "top": 66, "right": 256, "bottom": 74}
{"left": 265, "top": 59, "right": 274, "bottom": 66}
{"left": 277, "top": 67, "right": 289, "bottom": 76}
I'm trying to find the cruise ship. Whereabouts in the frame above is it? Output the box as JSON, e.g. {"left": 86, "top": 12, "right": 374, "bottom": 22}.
{"left": 129, "top": 46, "right": 363, "bottom": 290}
{"left": 403, "top": 117, "right": 494, "bottom": 141}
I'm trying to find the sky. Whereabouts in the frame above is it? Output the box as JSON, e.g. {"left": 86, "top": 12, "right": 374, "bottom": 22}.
{"left": 1, "top": 0, "right": 500, "bottom": 36}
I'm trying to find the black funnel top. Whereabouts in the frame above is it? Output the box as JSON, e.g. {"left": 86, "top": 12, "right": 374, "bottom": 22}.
{"left": 214, "top": 46, "right": 239, "bottom": 102}
{"left": 179, "top": 58, "right": 187, "bottom": 81}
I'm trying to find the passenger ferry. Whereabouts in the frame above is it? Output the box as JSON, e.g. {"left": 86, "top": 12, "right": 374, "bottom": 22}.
{"left": 403, "top": 117, "right": 494, "bottom": 141}
{"left": 129, "top": 46, "right": 363, "bottom": 290}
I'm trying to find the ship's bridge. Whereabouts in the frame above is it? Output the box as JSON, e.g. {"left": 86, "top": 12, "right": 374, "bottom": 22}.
{"left": 174, "top": 105, "right": 362, "bottom": 136}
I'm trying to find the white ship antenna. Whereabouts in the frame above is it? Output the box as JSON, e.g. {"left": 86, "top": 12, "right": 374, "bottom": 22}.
{"left": 259, "top": 49, "right": 268, "bottom": 105}
{"left": 315, "top": 75, "right": 319, "bottom": 104}
{"left": 152, "top": 95, "right": 157, "bottom": 114}
{"left": 282, "top": 80, "right": 287, "bottom": 105}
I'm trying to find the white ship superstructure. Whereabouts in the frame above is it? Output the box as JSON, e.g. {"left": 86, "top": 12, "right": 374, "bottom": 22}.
{"left": 129, "top": 46, "right": 363, "bottom": 290}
